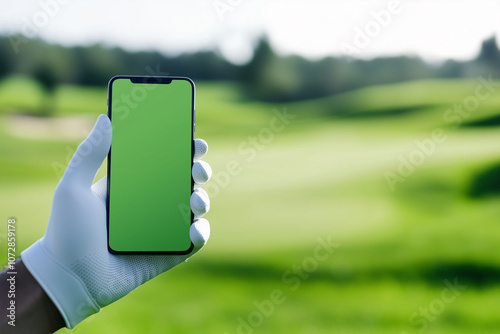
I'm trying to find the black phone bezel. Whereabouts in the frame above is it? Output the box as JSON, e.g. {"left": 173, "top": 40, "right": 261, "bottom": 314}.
{"left": 106, "top": 75, "right": 195, "bottom": 255}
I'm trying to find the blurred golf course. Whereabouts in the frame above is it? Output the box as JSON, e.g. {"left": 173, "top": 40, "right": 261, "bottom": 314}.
{"left": 1, "top": 75, "right": 500, "bottom": 334}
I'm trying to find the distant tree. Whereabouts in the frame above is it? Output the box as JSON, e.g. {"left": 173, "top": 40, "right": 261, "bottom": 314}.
{"left": 240, "top": 37, "right": 274, "bottom": 83}
{"left": 33, "top": 64, "right": 58, "bottom": 116}
{"left": 436, "top": 59, "right": 464, "bottom": 78}
{"left": 0, "top": 38, "right": 14, "bottom": 79}
{"left": 239, "top": 37, "right": 276, "bottom": 99}
{"left": 476, "top": 35, "right": 500, "bottom": 65}
{"left": 74, "top": 46, "right": 122, "bottom": 86}
{"left": 1, "top": 32, "right": 499, "bottom": 104}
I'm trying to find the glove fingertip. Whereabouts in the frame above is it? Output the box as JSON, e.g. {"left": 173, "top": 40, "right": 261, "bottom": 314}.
{"left": 193, "top": 138, "right": 208, "bottom": 161}
{"left": 190, "top": 218, "right": 210, "bottom": 248}
{"left": 191, "top": 188, "right": 210, "bottom": 217}
{"left": 192, "top": 160, "right": 212, "bottom": 184}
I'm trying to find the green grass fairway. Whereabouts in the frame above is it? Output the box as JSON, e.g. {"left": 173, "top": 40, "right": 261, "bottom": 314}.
{"left": 1, "top": 77, "right": 500, "bottom": 333}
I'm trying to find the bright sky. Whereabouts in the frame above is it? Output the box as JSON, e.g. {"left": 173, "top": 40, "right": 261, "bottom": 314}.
{"left": 0, "top": 0, "right": 499, "bottom": 64}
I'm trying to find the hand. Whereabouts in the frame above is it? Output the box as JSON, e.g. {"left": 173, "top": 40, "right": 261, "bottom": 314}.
{"left": 21, "top": 114, "right": 212, "bottom": 328}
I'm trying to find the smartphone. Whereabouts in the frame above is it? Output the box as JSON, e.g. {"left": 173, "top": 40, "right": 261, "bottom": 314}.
{"left": 107, "top": 76, "right": 195, "bottom": 254}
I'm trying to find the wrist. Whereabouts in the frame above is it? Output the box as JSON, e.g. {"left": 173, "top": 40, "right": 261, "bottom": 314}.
{"left": 1, "top": 259, "right": 65, "bottom": 333}
{"left": 21, "top": 239, "right": 100, "bottom": 328}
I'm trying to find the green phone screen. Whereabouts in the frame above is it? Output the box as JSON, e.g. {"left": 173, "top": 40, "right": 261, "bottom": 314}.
{"left": 107, "top": 76, "right": 194, "bottom": 253}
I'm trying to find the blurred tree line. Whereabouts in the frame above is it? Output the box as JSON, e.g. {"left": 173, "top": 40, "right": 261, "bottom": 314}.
{"left": 0, "top": 34, "right": 499, "bottom": 103}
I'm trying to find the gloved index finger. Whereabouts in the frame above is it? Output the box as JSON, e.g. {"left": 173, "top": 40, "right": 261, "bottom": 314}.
{"left": 192, "top": 160, "right": 212, "bottom": 186}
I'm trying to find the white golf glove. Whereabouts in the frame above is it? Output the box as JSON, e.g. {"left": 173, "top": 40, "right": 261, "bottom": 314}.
{"left": 21, "top": 114, "right": 212, "bottom": 329}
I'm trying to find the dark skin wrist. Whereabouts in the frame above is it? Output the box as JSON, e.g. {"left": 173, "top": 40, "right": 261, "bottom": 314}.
{"left": 0, "top": 259, "right": 66, "bottom": 334}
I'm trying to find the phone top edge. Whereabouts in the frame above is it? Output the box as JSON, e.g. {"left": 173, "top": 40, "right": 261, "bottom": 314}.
{"left": 108, "top": 75, "right": 195, "bottom": 84}
{"left": 107, "top": 75, "right": 195, "bottom": 120}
